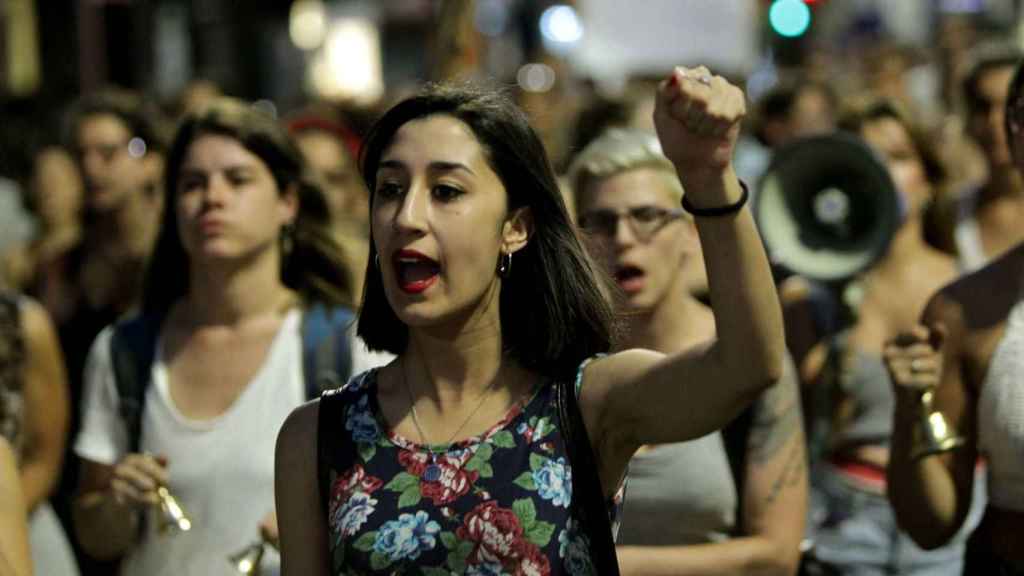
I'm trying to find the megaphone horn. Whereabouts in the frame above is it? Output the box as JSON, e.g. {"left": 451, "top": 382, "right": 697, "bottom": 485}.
{"left": 753, "top": 133, "right": 903, "bottom": 283}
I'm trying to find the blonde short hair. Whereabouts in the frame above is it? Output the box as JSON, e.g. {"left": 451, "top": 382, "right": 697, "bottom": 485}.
{"left": 567, "top": 128, "right": 685, "bottom": 209}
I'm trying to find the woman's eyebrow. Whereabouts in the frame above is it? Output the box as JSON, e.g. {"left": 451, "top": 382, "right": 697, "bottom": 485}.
{"left": 378, "top": 159, "right": 475, "bottom": 176}
{"left": 426, "top": 161, "right": 475, "bottom": 176}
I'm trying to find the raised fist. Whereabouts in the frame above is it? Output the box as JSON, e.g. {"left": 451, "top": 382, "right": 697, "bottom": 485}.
{"left": 653, "top": 65, "right": 746, "bottom": 186}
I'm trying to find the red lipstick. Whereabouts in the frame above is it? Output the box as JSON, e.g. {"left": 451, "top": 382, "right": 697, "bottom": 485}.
{"left": 393, "top": 249, "right": 440, "bottom": 294}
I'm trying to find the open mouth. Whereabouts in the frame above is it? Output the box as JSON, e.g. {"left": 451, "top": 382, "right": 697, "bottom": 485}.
{"left": 614, "top": 265, "right": 645, "bottom": 292}
{"left": 393, "top": 250, "right": 441, "bottom": 294}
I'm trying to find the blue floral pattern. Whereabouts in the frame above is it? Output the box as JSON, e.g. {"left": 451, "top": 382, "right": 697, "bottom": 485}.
{"left": 345, "top": 394, "right": 381, "bottom": 443}
{"left": 373, "top": 511, "right": 442, "bottom": 562}
{"left": 558, "top": 518, "right": 594, "bottom": 576}
{"left": 336, "top": 492, "right": 377, "bottom": 538}
{"left": 322, "top": 369, "right": 621, "bottom": 574}
{"left": 533, "top": 457, "right": 571, "bottom": 508}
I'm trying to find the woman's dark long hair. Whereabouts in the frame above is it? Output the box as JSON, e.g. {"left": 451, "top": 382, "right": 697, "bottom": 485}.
{"left": 357, "top": 82, "right": 613, "bottom": 381}
{"left": 142, "top": 98, "right": 353, "bottom": 318}
{"left": 1006, "top": 57, "right": 1024, "bottom": 154}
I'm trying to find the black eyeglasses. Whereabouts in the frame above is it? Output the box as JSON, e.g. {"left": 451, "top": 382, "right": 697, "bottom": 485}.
{"left": 578, "top": 205, "right": 686, "bottom": 242}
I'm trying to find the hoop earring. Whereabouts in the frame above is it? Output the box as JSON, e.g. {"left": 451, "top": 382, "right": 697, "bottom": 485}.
{"left": 497, "top": 251, "right": 512, "bottom": 278}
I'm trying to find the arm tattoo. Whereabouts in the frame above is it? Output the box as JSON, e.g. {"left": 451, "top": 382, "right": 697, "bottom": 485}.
{"left": 747, "top": 353, "right": 804, "bottom": 464}
{"left": 765, "top": 441, "right": 805, "bottom": 505}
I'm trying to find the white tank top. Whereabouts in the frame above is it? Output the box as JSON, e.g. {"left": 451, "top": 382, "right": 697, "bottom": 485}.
{"left": 978, "top": 298, "right": 1024, "bottom": 512}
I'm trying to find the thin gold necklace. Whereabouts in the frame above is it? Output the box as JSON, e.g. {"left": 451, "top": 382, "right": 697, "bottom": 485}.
{"left": 401, "top": 359, "right": 501, "bottom": 482}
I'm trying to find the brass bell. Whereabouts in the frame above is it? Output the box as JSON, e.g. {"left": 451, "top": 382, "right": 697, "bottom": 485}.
{"left": 155, "top": 486, "right": 192, "bottom": 535}
{"left": 228, "top": 541, "right": 266, "bottom": 575}
{"left": 910, "top": 390, "right": 966, "bottom": 460}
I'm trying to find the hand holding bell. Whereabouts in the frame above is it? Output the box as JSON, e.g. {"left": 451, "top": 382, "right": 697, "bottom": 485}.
{"left": 155, "top": 485, "right": 192, "bottom": 535}
{"left": 884, "top": 324, "right": 966, "bottom": 460}
{"left": 228, "top": 511, "right": 279, "bottom": 574}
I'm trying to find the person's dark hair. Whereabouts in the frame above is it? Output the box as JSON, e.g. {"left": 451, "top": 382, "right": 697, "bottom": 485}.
{"left": 1005, "top": 57, "right": 1024, "bottom": 154}
{"left": 837, "top": 98, "right": 946, "bottom": 187}
{"left": 753, "top": 78, "right": 838, "bottom": 147}
{"left": 838, "top": 97, "right": 950, "bottom": 253}
{"left": 566, "top": 96, "right": 634, "bottom": 168}
{"left": 357, "top": 82, "right": 614, "bottom": 381}
{"left": 142, "top": 97, "right": 353, "bottom": 318}
{"left": 64, "top": 88, "right": 170, "bottom": 154}
{"left": 962, "top": 41, "right": 1022, "bottom": 114}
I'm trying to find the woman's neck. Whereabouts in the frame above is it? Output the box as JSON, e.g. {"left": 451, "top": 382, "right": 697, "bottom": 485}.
{"left": 184, "top": 248, "right": 294, "bottom": 326}
{"left": 404, "top": 280, "right": 519, "bottom": 407}
{"left": 618, "top": 290, "right": 716, "bottom": 355}
{"left": 879, "top": 216, "right": 931, "bottom": 267}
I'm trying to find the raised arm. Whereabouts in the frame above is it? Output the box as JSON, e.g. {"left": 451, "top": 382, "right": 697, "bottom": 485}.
{"left": 18, "top": 298, "right": 70, "bottom": 512}
{"left": 276, "top": 401, "right": 330, "bottom": 576}
{"left": 884, "top": 295, "right": 978, "bottom": 549}
{"left": 581, "top": 66, "right": 785, "bottom": 492}
{"left": 615, "top": 357, "right": 806, "bottom": 576}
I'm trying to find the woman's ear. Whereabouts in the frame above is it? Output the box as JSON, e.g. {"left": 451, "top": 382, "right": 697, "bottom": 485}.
{"left": 501, "top": 207, "right": 534, "bottom": 255}
{"left": 281, "top": 183, "right": 301, "bottom": 225}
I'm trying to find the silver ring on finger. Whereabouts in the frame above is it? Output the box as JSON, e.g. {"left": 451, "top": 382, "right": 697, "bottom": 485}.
{"left": 697, "top": 75, "right": 712, "bottom": 86}
{"left": 910, "top": 358, "right": 926, "bottom": 373}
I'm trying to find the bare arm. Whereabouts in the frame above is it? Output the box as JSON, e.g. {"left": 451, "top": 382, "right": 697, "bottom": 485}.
{"left": 885, "top": 295, "right": 978, "bottom": 549}
{"left": 736, "top": 359, "right": 807, "bottom": 575}
{"left": 17, "top": 298, "right": 70, "bottom": 511}
{"left": 276, "top": 401, "right": 330, "bottom": 576}
{"left": 581, "top": 66, "right": 785, "bottom": 493}
{"left": 0, "top": 438, "right": 31, "bottom": 576}
{"left": 72, "top": 454, "right": 167, "bottom": 560}
{"left": 616, "top": 358, "right": 807, "bottom": 576}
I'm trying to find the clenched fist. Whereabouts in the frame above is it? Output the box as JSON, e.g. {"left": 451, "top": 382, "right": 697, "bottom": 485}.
{"left": 883, "top": 324, "right": 947, "bottom": 397}
{"left": 653, "top": 65, "right": 746, "bottom": 190}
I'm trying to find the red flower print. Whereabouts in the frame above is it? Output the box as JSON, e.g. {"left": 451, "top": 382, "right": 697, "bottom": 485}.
{"left": 334, "top": 464, "right": 383, "bottom": 498}
{"left": 421, "top": 460, "right": 479, "bottom": 506}
{"left": 398, "top": 449, "right": 428, "bottom": 476}
{"left": 514, "top": 543, "right": 551, "bottom": 576}
{"left": 457, "top": 501, "right": 525, "bottom": 566}
{"left": 329, "top": 465, "right": 382, "bottom": 519}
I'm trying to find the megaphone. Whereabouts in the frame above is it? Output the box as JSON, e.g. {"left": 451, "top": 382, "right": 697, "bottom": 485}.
{"left": 753, "top": 134, "right": 903, "bottom": 283}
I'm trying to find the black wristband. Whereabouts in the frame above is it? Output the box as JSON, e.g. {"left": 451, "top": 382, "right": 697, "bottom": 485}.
{"left": 681, "top": 179, "right": 749, "bottom": 217}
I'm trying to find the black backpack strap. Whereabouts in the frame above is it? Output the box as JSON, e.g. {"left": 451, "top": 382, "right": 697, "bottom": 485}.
{"left": 556, "top": 375, "right": 621, "bottom": 575}
{"left": 302, "top": 304, "right": 355, "bottom": 400}
{"left": 317, "top": 386, "right": 358, "bottom": 516}
{"left": 109, "top": 314, "right": 161, "bottom": 455}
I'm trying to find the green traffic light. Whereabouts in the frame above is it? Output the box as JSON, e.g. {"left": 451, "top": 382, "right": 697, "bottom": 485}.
{"left": 769, "top": 0, "right": 812, "bottom": 38}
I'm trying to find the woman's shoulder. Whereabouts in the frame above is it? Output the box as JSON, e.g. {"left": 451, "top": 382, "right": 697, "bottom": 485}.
{"left": 571, "top": 349, "right": 666, "bottom": 406}
{"left": 14, "top": 296, "right": 56, "bottom": 345}
{"left": 929, "top": 244, "right": 1024, "bottom": 328}
{"left": 279, "top": 369, "right": 379, "bottom": 449}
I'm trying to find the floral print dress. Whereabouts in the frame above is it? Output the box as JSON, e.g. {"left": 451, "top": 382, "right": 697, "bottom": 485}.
{"left": 320, "top": 367, "right": 620, "bottom": 575}
{"left": 0, "top": 293, "right": 24, "bottom": 456}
